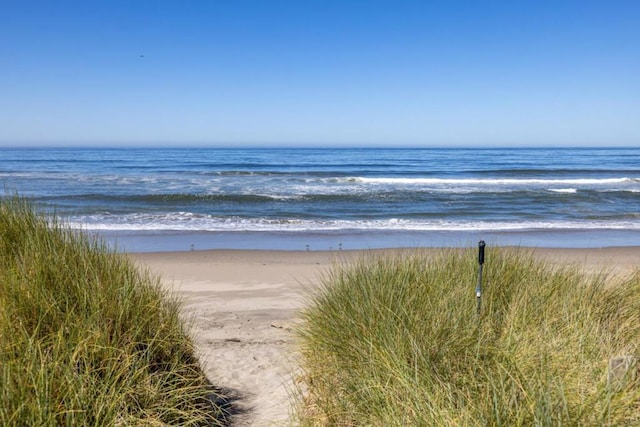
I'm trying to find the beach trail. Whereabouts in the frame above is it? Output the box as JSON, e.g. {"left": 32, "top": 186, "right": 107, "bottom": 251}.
{"left": 130, "top": 250, "right": 340, "bottom": 426}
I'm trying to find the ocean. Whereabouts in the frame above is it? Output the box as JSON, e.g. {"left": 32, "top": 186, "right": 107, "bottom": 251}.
{"left": 1, "top": 147, "right": 639, "bottom": 251}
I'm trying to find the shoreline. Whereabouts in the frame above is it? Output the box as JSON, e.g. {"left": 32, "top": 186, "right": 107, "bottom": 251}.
{"left": 130, "top": 246, "right": 639, "bottom": 425}
{"left": 103, "top": 228, "right": 640, "bottom": 253}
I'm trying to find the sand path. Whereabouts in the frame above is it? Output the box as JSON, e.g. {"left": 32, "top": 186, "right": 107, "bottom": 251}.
{"left": 131, "top": 250, "right": 340, "bottom": 426}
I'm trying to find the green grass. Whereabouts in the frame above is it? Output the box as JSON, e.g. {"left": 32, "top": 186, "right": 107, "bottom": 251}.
{"left": 297, "top": 248, "right": 640, "bottom": 426}
{"left": 0, "top": 197, "right": 228, "bottom": 425}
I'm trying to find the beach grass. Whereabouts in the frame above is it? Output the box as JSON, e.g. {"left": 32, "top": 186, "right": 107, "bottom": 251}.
{"left": 0, "top": 197, "right": 227, "bottom": 425}
{"left": 297, "top": 248, "right": 640, "bottom": 425}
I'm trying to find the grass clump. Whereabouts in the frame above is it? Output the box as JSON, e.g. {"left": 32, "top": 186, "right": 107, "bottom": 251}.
{"left": 297, "top": 248, "right": 640, "bottom": 426}
{"left": 0, "top": 197, "right": 228, "bottom": 425}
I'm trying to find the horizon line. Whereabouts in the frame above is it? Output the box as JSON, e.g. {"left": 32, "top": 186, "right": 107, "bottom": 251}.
{"left": 1, "top": 143, "right": 638, "bottom": 150}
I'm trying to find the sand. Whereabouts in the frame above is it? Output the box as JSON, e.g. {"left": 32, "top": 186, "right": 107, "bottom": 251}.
{"left": 129, "top": 247, "right": 639, "bottom": 426}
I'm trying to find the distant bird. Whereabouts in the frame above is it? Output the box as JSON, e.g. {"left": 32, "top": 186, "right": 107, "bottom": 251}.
{"left": 139, "top": 54, "right": 144, "bottom": 58}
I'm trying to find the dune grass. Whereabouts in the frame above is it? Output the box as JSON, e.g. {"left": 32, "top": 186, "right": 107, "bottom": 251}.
{"left": 297, "top": 248, "right": 640, "bottom": 426}
{"left": 0, "top": 197, "right": 228, "bottom": 426}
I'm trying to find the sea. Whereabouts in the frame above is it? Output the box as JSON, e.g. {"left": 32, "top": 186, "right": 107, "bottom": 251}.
{"left": 1, "top": 147, "right": 639, "bottom": 252}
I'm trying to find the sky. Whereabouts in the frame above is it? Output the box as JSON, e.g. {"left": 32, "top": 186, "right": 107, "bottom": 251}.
{"left": 1, "top": 0, "right": 639, "bottom": 147}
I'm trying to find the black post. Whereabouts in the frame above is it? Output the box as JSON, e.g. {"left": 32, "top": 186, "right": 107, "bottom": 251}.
{"left": 476, "top": 240, "right": 486, "bottom": 315}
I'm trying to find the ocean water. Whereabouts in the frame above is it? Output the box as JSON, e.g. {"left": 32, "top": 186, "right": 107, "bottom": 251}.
{"left": 1, "top": 147, "right": 639, "bottom": 251}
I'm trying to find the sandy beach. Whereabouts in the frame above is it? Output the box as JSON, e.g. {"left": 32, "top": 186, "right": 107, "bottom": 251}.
{"left": 130, "top": 247, "right": 639, "bottom": 426}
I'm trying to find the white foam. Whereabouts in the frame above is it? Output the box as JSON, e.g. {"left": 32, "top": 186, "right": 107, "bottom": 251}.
{"left": 549, "top": 188, "right": 577, "bottom": 193}
{"left": 67, "top": 214, "right": 640, "bottom": 233}
{"left": 352, "top": 177, "right": 633, "bottom": 186}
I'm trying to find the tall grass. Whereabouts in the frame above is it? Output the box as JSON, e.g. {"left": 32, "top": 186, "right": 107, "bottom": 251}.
{"left": 0, "top": 197, "right": 227, "bottom": 425}
{"left": 297, "top": 248, "right": 640, "bottom": 426}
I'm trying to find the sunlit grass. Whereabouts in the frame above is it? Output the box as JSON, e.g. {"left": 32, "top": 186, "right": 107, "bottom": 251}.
{"left": 0, "top": 196, "right": 228, "bottom": 425}
{"left": 297, "top": 248, "right": 640, "bottom": 425}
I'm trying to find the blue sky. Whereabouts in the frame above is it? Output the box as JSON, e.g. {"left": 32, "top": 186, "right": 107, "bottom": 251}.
{"left": 1, "top": 1, "right": 639, "bottom": 147}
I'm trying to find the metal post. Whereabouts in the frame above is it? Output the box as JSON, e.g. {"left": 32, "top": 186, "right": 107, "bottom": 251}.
{"left": 476, "top": 240, "right": 486, "bottom": 315}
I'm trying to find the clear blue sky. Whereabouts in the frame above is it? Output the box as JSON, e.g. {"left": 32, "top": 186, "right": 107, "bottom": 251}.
{"left": 1, "top": 0, "right": 639, "bottom": 147}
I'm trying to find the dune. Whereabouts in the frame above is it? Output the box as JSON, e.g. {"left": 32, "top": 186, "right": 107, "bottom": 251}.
{"left": 130, "top": 246, "right": 639, "bottom": 426}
